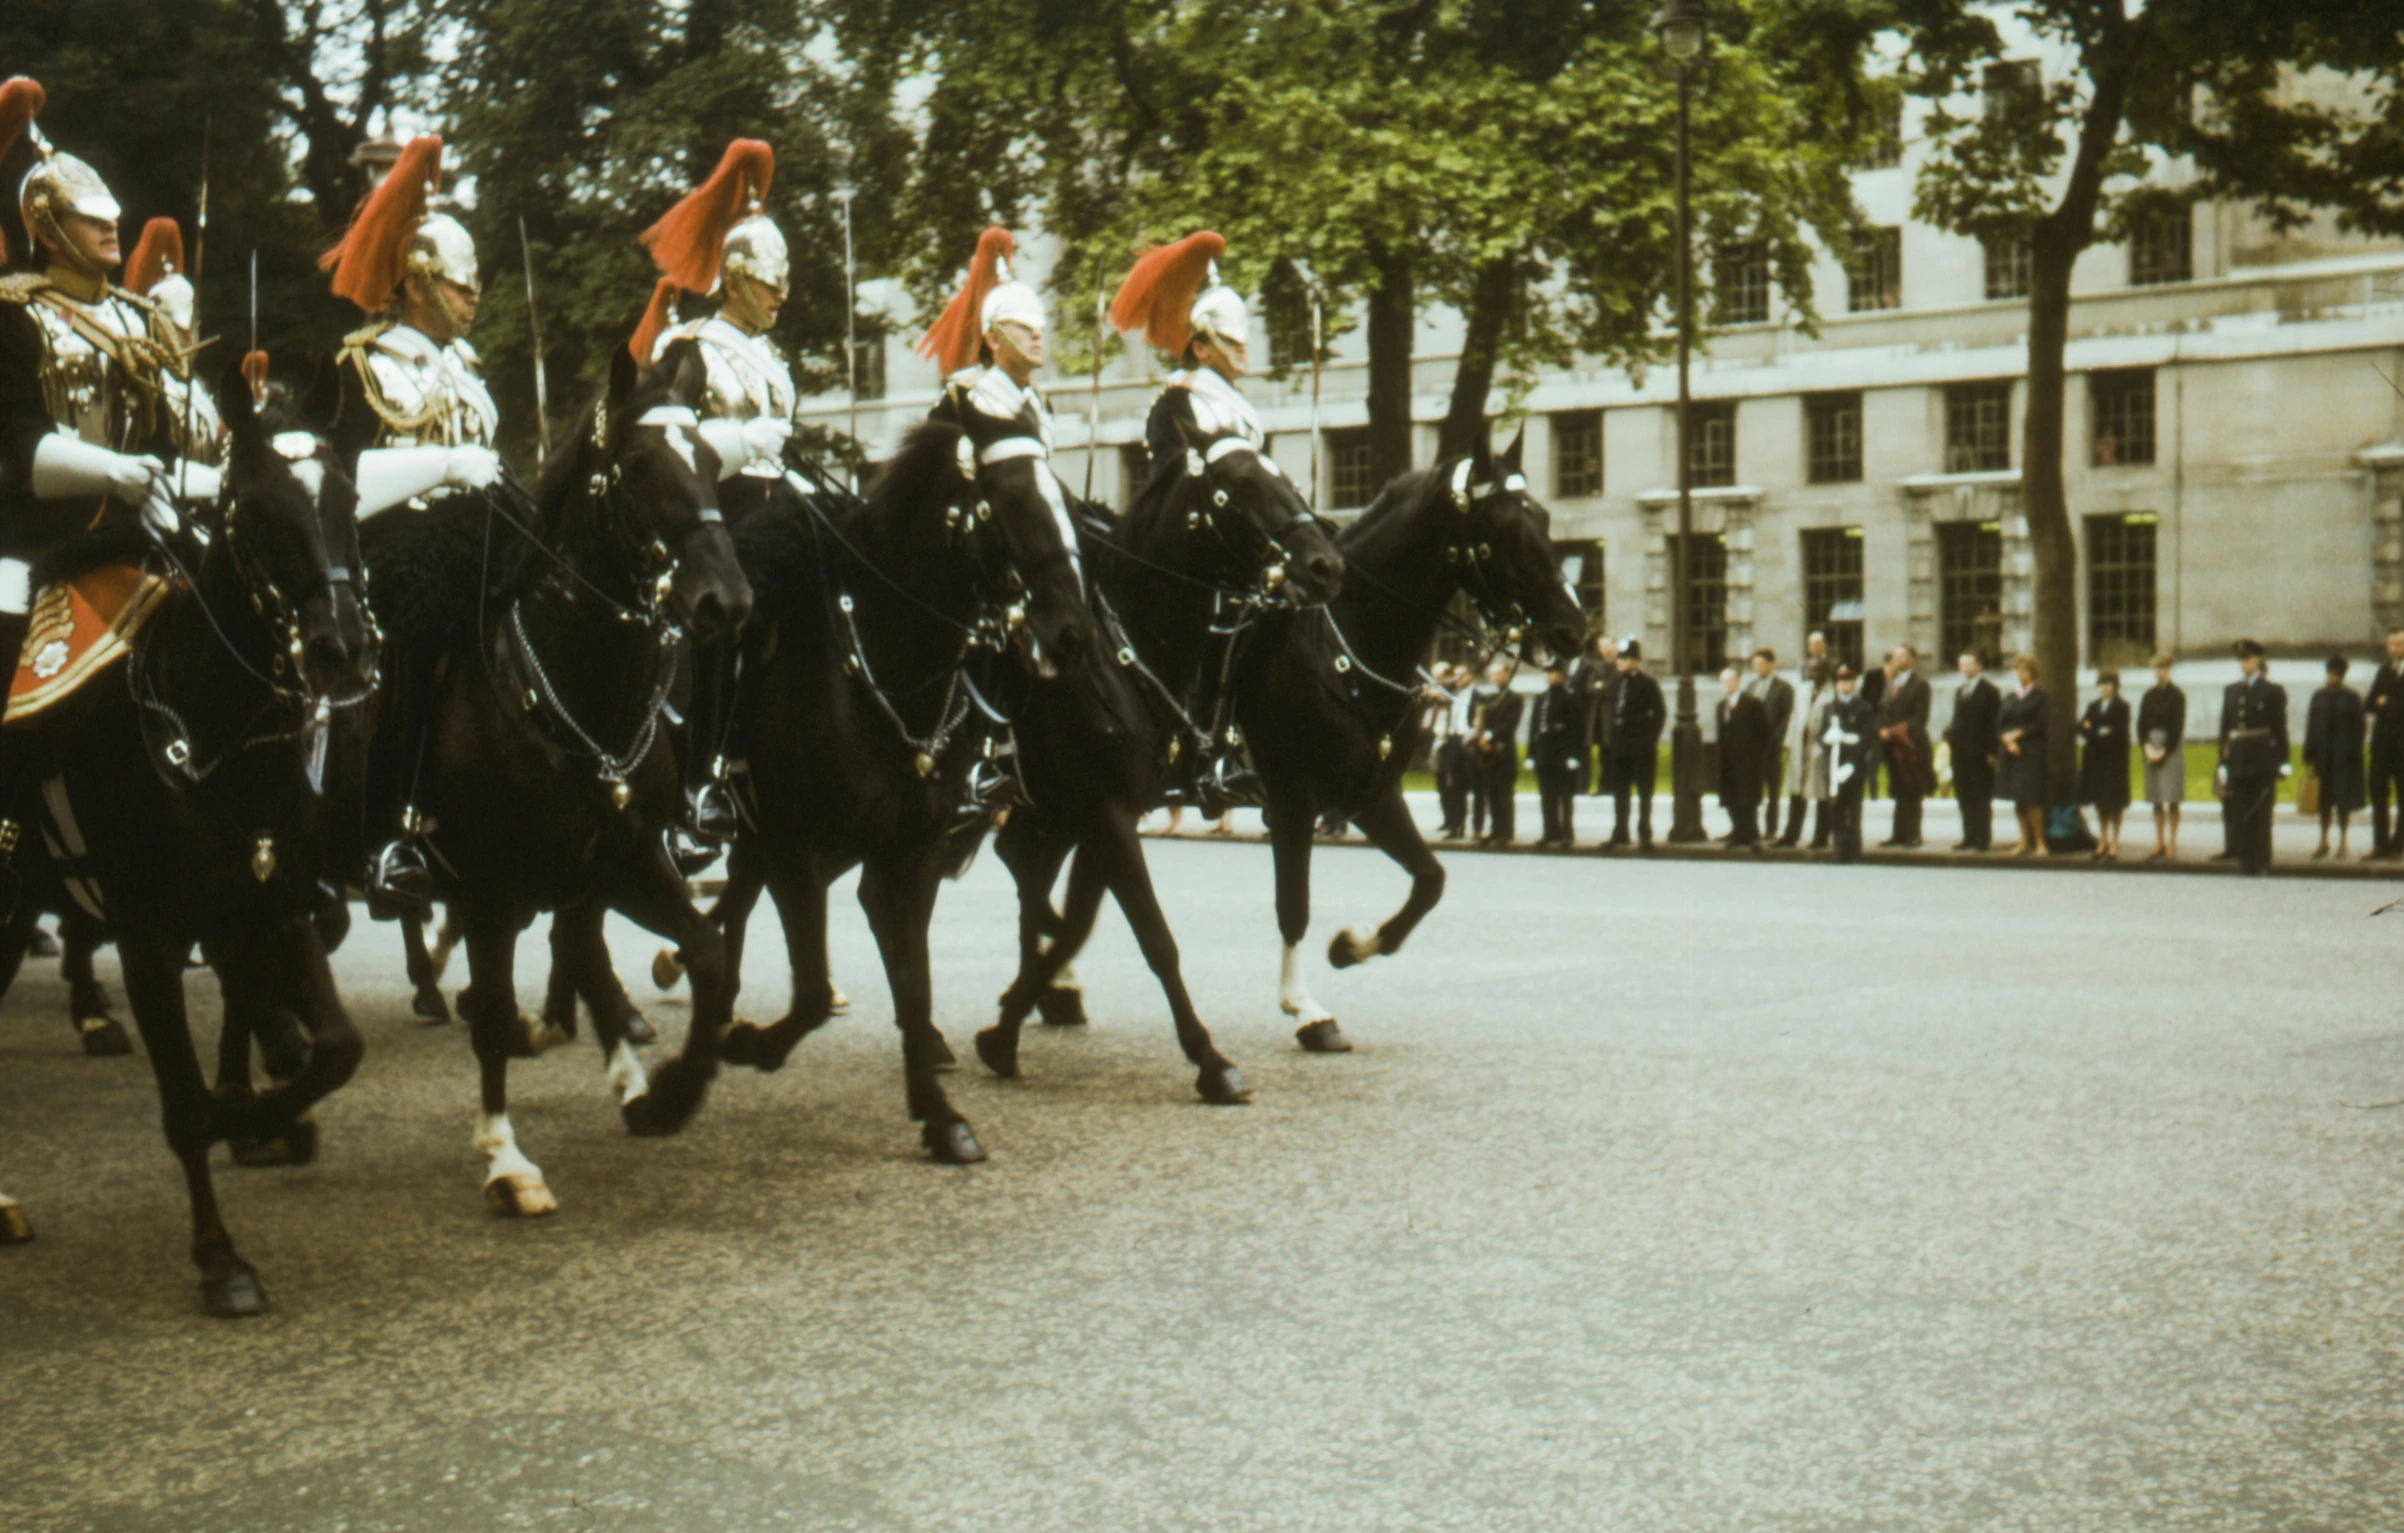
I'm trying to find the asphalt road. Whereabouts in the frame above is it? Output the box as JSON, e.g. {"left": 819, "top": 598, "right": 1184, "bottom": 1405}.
{"left": 4, "top": 840, "right": 2401, "bottom": 1531}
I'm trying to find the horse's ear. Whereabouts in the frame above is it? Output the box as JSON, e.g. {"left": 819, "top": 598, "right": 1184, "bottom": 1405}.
{"left": 215, "top": 355, "right": 256, "bottom": 440}
{"left": 657, "top": 336, "right": 708, "bottom": 407}
{"left": 608, "top": 337, "right": 640, "bottom": 410}
{"left": 1171, "top": 408, "right": 1207, "bottom": 450}
{"left": 1499, "top": 426, "right": 1525, "bottom": 476}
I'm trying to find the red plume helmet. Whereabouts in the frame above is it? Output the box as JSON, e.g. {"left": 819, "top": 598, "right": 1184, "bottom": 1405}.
{"left": 629, "top": 276, "right": 683, "bottom": 363}
{"left": 320, "top": 135, "right": 442, "bottom": 311}
{"left": 241, "top": 349, "right": 270, "bottom": 404}
{"left": 640, "top": 139, "right": 774, "bottom": 294}
{"left": 916, "top": 226, "right": 1015, "bottom": 377}
{"left": 126, "top": 217, "right": 184, "bottom": 295}
{"left": 1109, "top": 231, "right": 1226, "bottom": 355}
{"left": 0, "top": 78, "right": 48, "bottom": 265}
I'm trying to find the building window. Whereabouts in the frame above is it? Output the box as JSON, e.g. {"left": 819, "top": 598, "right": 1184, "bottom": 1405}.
{"left": 2130, "top": 208, "right": 2193, "bottom": 287}
{"left": 1800, "top": 527, "right": 1866, "bottom": 673}
{"left": 1847, "top": 226, "right": 1901, "bottom": 313}
{"left": 1119, "top": 442, "right": 1153, "bottom": 501}
{"left": 1556, "top": 539, "right": 1604, "bottom": 631}
{"left": 1326, "top": 426, "right": 1375, "bottom": 510}
{"left": 1687, "top": 400, "right": 1736, "bottom": 489}
{"left": 1936, "top": 520, "right": 2005, "bottom": 669}
{"left": 1552, "top": 410, "right": 1603, "bottom": 499}
{"left": 2087, "top": 513, "right": 2158, "bottom": 666}
{"left": 1856, "top": 95, "right": 1902, "bottom": 171}
{"left": 1944, "top": 382, "right": 2013, "bottom": 473}
{"left": 1261, "top": 262, "right": 1315, "bottom": 374}
{"left": 848, "top": 325, "right": 886, "bottom": 401}
{"left": 2090, "top": 368, "right": 2156, "bottom": 467}
{"left": 1715, "top": 242, "right": 1771, "bottom": 326}
{"left": 1675, "top": 532, "right": 1728, "bottom": 673}
{"left": 1804, "top": 391, "right": 1863, "bottom": 484}
{"left": 1983, "top": 232, "right": 2031, "bottom": 301}
{"left": 1983, "top": 61, "right": 2041, "bottom": 123}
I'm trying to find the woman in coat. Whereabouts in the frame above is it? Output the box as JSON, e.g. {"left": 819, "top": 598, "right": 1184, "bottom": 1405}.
{"left": 1996, "top": 653, "right": 2050, "bottom": 856}
{"left": 1793, "top": 659, "right": 1838, "bottom": 849}
{"left": 2305, "top": 654, "right": 2368, "bottom": 859}
{"left": 2137, "top": 652, "right": 2187, "bottom": 860}
{"left": 2076, "top": 667, "right": 2133, "bottom": 859}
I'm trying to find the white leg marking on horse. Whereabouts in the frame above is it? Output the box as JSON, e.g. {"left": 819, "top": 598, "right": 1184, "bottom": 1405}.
{"left": 605, "top": 1041, "right": 650, "bottom": 1106}
{"left": 1342, "top": 928, "right": 1384, "bottom": 961}
{"left": 1054, "top": 961, "right": 1080, "bottom": 993}
{"left": 1279, "top": 943, "right": 1335, "bottom": 1024}
{"left": 474, "top": 1113, "right": 542, "bottom": 1184}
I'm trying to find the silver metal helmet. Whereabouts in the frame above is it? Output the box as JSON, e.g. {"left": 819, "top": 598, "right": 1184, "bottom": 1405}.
{"left": 980, "top": 251, "right": 1046, "bottom": 336}
{"left": 1190, "top": 261, "right": 1249, "bottom": 350}
{"left": 723, "top": 211, "right": 789, "bottom": 294}
{"left": 407, "top": 211, "right": 481, "bottom": 294}
{"left": 18, "top": 125, "right": 122, "bottom": 279}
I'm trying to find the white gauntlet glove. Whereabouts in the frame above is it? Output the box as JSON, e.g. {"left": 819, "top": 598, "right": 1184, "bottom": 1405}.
{"left": 171, "top": 462, "right": 223, "bottom": 505}
{"left": 694, "top": 420, "right": 748, "bottom": 483}
{"left": 444, "top": 445, "right": 501, "bottom": 490}
{"left": 355, "top": 445, "right": 500, "bottom": 516}
{"left": 30, "top": 432, "right": 163, "bottom": 504}
{"left": 739, "top": 416, "right": 792, "bottom": 470}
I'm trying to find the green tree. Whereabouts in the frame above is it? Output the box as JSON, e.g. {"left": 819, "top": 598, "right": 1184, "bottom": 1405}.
{"left": 1892, "top": 0, "right": 2404, "bottom": 804}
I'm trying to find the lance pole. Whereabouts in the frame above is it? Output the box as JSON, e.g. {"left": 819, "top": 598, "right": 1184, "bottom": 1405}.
{"left": 1086, "top": 258, "right": 1106, "bottom": 501}
{"left": 1308, "top": 274, "right": 1324, "bottom": 512}
{"left": 836, "top": 188, "right": 857, "bottom": 490}
{"left": 518, "top": 216, "right": 550, "bottom": 462}
{"left": 177, "top": 116, "right": 211, "bottom": 509}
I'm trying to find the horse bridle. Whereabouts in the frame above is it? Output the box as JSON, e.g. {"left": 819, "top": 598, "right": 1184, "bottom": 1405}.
{"left": 1179, "top": 435, "right": 1321, "bottom": 606}
{"left": 575, "top": 397, "right": 729, "bottom": 622}
{"left": 1442, "top": 457, "right": 1541, "bottom": 648}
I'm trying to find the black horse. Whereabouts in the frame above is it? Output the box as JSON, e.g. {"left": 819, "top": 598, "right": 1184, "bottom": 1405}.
{"left": 974, "top": 421, "right": 1344, "bottom": 1098}
{"left": 8, "top": 365, "right": 379, "bottom": 1314}
{"left": 694, "top": 399, "right": 1096, "bottom": 1162}
{"left": 358, "top": 339, "right": 751, "bottom": 1217}
{"left": 0, "top": 904, "right": 127, "bottom": 1053}
{"left": 1011, "top": 431, "right": 1586, "bottom": 1050}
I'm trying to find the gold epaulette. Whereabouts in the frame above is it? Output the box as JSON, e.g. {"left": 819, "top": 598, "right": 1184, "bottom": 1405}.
{"left": 0, "top": 271, "right": 50, "bottom": 306}
{"left": 341, "top": 319, "right": 396, "bottom": 352}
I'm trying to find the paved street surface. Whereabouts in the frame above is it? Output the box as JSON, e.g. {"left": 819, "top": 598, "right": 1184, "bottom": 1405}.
{"left": 4, "top": 841, "right": 2402, "bottom": 1531}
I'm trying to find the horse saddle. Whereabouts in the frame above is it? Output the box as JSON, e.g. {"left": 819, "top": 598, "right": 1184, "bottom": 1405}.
{"left": 5, "top": 564, "right": 172, "bottom": 726}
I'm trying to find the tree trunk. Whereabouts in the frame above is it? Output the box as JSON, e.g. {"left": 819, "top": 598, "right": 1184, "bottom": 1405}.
{"left": 1364, "top": 242, "right": 1417, "bottom": 488}
{"left": 1437, "top": 259, "right": 1516, "bottom": 460}
{"left": 2022, "top": 227, "right": 2082, "bottom": 811}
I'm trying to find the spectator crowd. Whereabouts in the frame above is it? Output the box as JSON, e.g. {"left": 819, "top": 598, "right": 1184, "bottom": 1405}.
{"left": 1413, "top": 626, "right": 2404, "bottom": 877}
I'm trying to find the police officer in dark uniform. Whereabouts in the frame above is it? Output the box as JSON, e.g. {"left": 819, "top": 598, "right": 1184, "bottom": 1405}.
{"left": 1528, "top": 659, "right": 1584, "bottom": 847}
{"left": 1825, "top": 663, "right": 1877, "bottom": 864}
{"left": 1604, "top": 638, "right": 1666, "bottom": 848}
{"left": 2217, "top": 638, "right": 2290, "bottom": 876}
{"left": 2365, "top": 626, "right": 2404, "bottom": 859}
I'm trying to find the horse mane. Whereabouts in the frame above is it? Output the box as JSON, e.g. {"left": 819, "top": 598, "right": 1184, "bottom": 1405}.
{"left": 867, "top": 420, "right": 967, "bottom": 523}
{"left": 1338, "top": 464, "right": 1447, "bottom": 557}
{"left": 29, "top": 520, "right": 158, "bottom": 590}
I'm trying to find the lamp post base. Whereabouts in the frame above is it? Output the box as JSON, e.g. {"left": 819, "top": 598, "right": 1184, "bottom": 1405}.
{"left": 1667, "top": 720, "right": 1708, "bottom": 843}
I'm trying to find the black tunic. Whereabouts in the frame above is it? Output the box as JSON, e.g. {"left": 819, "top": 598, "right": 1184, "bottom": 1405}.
{"left": 2076, "top": 695, "right": 2132, "bottom": 812}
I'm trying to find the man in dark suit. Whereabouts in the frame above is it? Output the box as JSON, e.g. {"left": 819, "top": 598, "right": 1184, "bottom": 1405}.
{"left": 1944, "top": 650, "right": 2002, "bottom": 851}
{"left": 2218, "top": 638, "right": 2291, "bottom": 876}
{"left": 1857, "top": 650, "right": 1889, "bottom": 801}
{"left": 1826, "top": 663, "right": 1876, "bottom": 863}
{"left": 1572, "top": 633, "right": 1618, "bottom": 798}
{"left": 1429, "top": 664, "right": 1476, "bottom": 839}
{"left": 1716, "top": 666, "right": 1770, "bottom": 849}
{"left": 2366, "top": 627, "right": 2404, "bottom": 859}
{"left": 1605, "top": 638, "right": 1668, "bottom": 849}
{"left": 1472, "top": 659, "right": 1524, "bottom": 845}
{"left": 1744, "top": 647, "right": 1795, "bottom": 842}
{"left": 1529, "top": 660, "right": 1586, "bottom": 847}
{"left": 1877, "top": 645, "right": 1933, "bottom": 847}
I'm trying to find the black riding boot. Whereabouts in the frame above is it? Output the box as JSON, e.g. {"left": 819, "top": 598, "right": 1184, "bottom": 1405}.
{"left": 680, "top": 645, "right": 740, "bottom": 848}
{"left": 366, "top": 649, "right": 435, "bottom": 922}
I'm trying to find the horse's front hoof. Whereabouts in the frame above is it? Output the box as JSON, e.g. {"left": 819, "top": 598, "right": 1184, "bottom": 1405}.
{"left": 0, "top": 1199, "right": 31, "bottom": 1244}
{"left": 828, "top": 982, "right": 851, "bottom": 1014}
{"left": 924, "top": 1118, "right": 987, "bottom": 1164}
{"left": 1197, "top": 1065, "right": 1253, "bottom": 1105}
{"left": 1326, "top": 928, "right": 1378, "bottom": 970}
{"left": 974, "top": 1026, "right": 1020, "bottom": 1079}
{"left": 1295, "top": 1019, "right": 1353, "bottom": 1054}
{"left": 510, "top": 1013, "right": 572, "bottom": 1059}
{"left": 78, "top": 1018, "right": 132, "bottom": 1057}
{"left": 230, "top": 1114, "right": 320, "bottom": 1168}
{"left": 413, "top": 985, "right": 451, "bottom": 1023}
{"left": 623, "top": 1010, "right": 659, "bottom": 1047}
{"left": 201, "top": 1259, "right": 268, "bottom": 1318}
{"left": 650, "top": 948, "right": 685, "bottom": 991}
{"left": 484, "top": 1171, "right": 559, "bottom": 1217}
{"left": 1035, "top": 986, "right": 1088, "bottom": 1027}
{"left": 622, "top": 1057, "right": 703, "bottom": 1137}
{"left": 932, "top": 1031, "right": 958, "bottom": 1071}
{"left": 721, "top": 1020, "right": 781, "bottom": 1073}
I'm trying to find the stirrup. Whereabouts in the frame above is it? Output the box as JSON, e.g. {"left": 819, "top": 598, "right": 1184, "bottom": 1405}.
{"left": 1194, "top": 759, "right": 1263, "bottom": 821}
{"left": 668, "top": 827, "right": 721, "bottom": 878}
{"left": 0, "top": 819, "right": 19, "bottom": 927}
{"left": 683, "top": 779, "right": 738, "bottom": 846}
{"left": 366, "top": 836, "right": 433, "bottom": 922}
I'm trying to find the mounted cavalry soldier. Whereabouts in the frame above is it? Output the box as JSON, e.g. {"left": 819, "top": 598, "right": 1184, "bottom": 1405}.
{"left": 0, "top": 78, "right": 227, "bottom": 927}
{"left": 1110, "top": 231, "right": 1276, "bottom": 812}
{"left": 124, "top": 216, "right": 224, "bottom": 464}
{"left": 631, "top": 138, "right": 804, "bottom": 848}
{"left": 318, "top": 134, "right": 505, "bottom": 915}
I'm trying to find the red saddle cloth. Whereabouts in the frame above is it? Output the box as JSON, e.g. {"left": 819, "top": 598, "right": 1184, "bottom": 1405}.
{"left": 5, "top": 564, "right": 171, "bottom": 726}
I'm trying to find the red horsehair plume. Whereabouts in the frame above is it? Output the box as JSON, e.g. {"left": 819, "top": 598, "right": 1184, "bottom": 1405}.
{"left": 640, "top": 139, "right": 774, "bottom": 294}
{"left": 126, "top": 217, "right": 184, "bottom": 295}
{"left": 1109, "top": 231, "right": 1226, "bottom": 356}
{"left": 628, "top": 276, "right": 683, "bottom": 363}
{"left": 915, "top": 226, "right": 1015, "bottom": 377}
{"left": 320, "top": 135, "right": 443, "bottom": 311}
{"left": 0, "top": 78, "right": 48, "bottom": 266}
{"left": 241, "top": 350, "right": 269, "bottom": 404}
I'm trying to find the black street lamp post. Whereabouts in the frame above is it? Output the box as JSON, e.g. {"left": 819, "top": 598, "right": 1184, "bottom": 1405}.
{"left": 1655, "top": 0, "right": 1710, "bottom": 844}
